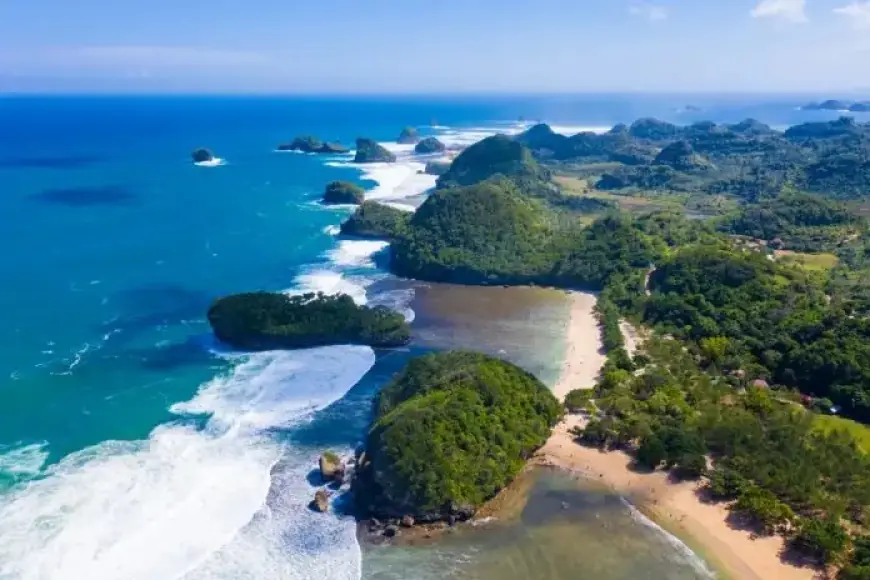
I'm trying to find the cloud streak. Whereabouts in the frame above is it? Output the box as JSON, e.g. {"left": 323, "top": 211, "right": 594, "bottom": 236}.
{"left": 834, "top": 1, "right": 870, "bottom": 28}
{"left": 751, "top": 0, "right": 808, "bottom": 22}
{"left": 629, "top": 3, "right": 668, "bottom": 21}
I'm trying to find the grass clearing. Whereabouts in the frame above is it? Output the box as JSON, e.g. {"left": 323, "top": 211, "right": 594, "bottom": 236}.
{"left": 812, "top": 414, "right": 870, "bottom": 453}
{"left": 775, "top": 251, "right": 840, "bottom": 271}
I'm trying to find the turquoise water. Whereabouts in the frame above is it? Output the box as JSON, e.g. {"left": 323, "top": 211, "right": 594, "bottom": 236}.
{"left": 0, "top": 95, "right": 857, "bottom": 579}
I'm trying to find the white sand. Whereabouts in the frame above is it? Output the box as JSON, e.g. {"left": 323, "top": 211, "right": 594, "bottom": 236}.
{"left": 552, "top": 292, "right": 606, "bottom": 401}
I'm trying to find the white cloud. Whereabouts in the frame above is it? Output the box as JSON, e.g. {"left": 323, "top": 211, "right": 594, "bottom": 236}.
{"left": 751, "top": 0, "right": 808, "bottom": 22}
{"left": 629, "top": 3, "right": 668, "bottom": 21}
{"left": 834, "top": 1, "right": 870, "bottom": 28}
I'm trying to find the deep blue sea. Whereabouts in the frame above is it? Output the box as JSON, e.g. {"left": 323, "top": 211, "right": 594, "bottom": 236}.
{"left": 0, "top": 94, "right": 865, "bottom": 579}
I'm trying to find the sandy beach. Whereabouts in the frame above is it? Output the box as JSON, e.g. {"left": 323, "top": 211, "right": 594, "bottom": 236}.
{"left": 552, "top": 292, "right": 606, "bottom": 400}
{"left": 543, "top": 293, "right": 817, "bottom": 580}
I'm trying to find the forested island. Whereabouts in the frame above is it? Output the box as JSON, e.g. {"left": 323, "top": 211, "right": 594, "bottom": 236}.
{"left": 354, "top": 351, "right": 561, "bottom": 523}
{"left": 334, "top": 117, "right": 870, "bottom": 576}
{"left": 207, "top": 292, "right": 410, "bottom": 350}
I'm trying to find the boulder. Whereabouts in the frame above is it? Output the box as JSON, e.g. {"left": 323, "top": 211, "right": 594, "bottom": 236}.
{"left": 423, "top": 160, "right": 451, "bottom": 176}
{"left": 278, "top": 137, "right": 349, "bottom": 154}
{"left": 401, "top": 514, "right": 415, "bottom": 528}
{"left": 384, "top": 524, "right": 399, "bottom": 538}
{"left": 322, "top": 181, "right": 365, "bottom": 205}
{"left": 397, "top": 127, "right": 419, "bottom": 144}
{"left": 354, "top": 138, "right": 397, "bottom": 163}
{"left": 320, "top": 452, "right": 344, "bottom": 483}
{"left": 191, "top": 148, "right": 214, "bottom": 163}
{"left": 310, "top": 490, "right": 330, "bottom": 513}
{"left": 415, "top": 137, "right": 446, "bottom": 155}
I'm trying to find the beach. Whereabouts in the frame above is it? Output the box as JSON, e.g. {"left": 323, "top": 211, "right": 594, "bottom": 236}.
{"left": 552, "top": 291, "right": 607, "bottom": 400}
{"left": 540, "top": 293, "right": 817, "bottom": 580}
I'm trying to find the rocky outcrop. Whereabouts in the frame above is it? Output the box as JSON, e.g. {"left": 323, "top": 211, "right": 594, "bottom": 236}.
{"left": 414, "top": 137, "right": 446, "bottom": 154}
{"left": 423, "top": 160, "right": 451, "bottom": 176}
{"left": 278, "top": 137, "right": 349, "bottom": 154}
{"left": 191, "top": 148, "right": 214, "bottom": 163}
{"left": 322, "top": 181, "right": 365, "bottom": 205}
{"left": 354, "top": 138, "right": 397, "bottom": 163}
{"left": 397, "top": 127, "right": 419, "bottom": 144}
{"left": 319, "top": 452, "right": 344, "bottom": 483}
{"left": 310, "top": 489, "right": 330, "bottom": 513}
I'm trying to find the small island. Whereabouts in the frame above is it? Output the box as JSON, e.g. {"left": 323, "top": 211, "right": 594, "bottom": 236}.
{"left": 414, "top": 137, "right": 446, "bottom": 155}
{"left": 277, "top": 136, "right": 349, "bottom": 154}
{"left": 354, "top": 138, "right": 397, "bottom": 163}
{"left": 339, "top": 201, "right": 410, "bottom": 240}
{"left": 322, "top": 181, "right": 365, "bottom": 205}
{"left": 802, "top": 99, "right": 870, "bottom": 113}
{"left": 396, "top": 127, "right": 419, "bottom": 145}
{"left": 207, "top": 291, "right": 410, "bottom": 350}
{"left": 191, "top": 148, "right": 215, "bottom": 163}
{"left": 353, "top": 351, "right": 561, "bottom": 524}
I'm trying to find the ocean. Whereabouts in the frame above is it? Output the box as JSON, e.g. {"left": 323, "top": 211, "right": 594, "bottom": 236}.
{"left": 0, "top": 94, "right": 863, "bottom": 579}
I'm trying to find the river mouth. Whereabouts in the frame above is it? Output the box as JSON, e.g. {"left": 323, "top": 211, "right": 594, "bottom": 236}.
{"left": 361, "top": 468, "right": 714, "bottom": 580}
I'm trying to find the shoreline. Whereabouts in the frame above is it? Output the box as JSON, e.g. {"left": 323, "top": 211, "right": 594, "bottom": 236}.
{"left": 552, "top": 291, "right": 606, "bottom": 400}
{"left": 542, "top": 293, "right": 816, "bottom": 580}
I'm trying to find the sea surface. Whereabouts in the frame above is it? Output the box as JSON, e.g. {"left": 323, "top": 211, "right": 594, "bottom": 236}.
{"left": 0, "top": 94, "right": 864, "bottom": 580}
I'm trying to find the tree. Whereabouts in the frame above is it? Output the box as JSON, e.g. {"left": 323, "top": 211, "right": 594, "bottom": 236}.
{"left": 792, "top": 515, "right": 849, "bottom": 565}
{"left": 636, "top": 434, "right": 667, "bottom": 470}
{"left": 733, "top": 486, "right": 795, "bottom": 535}
{"left": 700, "top": 336, "right": 730, "bottom": 365}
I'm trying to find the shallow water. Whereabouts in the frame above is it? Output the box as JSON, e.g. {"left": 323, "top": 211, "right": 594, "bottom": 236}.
{"left": 363, "top": 470, "right": 714, "bottom": 580}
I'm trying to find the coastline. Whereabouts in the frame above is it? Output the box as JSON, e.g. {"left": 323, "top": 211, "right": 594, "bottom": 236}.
{"left": 541, "top": 293, "right": 816, "bottom": 580}
{"left": 552, "top": 291, "right": 606, "bottom": 400}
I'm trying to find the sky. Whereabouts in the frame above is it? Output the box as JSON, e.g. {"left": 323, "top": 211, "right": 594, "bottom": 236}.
{"left": 1, "top": 0, "right": 870, "bottom": 94}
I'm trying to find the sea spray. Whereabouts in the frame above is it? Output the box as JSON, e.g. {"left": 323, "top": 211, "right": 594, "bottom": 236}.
{"left": 0, "top": 346, "right": 375, "bottom": 580}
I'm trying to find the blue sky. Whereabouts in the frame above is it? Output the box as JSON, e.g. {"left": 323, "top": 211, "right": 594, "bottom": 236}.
{"left": 1, "top": 0, "right": 869, "bottom": 93}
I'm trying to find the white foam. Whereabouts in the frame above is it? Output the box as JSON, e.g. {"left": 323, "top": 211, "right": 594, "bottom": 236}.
{"left": 0, "top": 442, "right": 49, "bottom": 482}
{"left": 0, "top": 346, "right": 375, "bottom": 580}
{"left": 322, "top": 225, "right": 341, "bottom": 236}
{"left": 291, "top": 270, "right": 370, "bottom": 305}
{"left": 194, "top": 157, "right": 226, "bottom": 167}
{"left": 548, "top": 124, "right": 612, "bottom": 136}
{"left": 619, "top": 497, "right": 716, "bottom": 578}
{"left": 326, "top": 140, "right": 436, "bottom": 204}
{"left": 325, "top": 240, "right": 389, "bottom": 268}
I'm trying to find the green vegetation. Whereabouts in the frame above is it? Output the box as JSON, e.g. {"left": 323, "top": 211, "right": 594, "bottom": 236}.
{"left": 392, "top": 178, "right": 557, "bottom": 285}
{"left": 517, "top": 118, "right": 870, "bottom": 204}
{"left": 813, "top": 414, "right": 870, "bottom": 453}
{"left": 322, "top": 181, "right": 365, "bottom": 205}
{"left": 718, "top": 191, "right": 860, "bottom": 252}
{"left": 437, "top": 134, "right": 548, "bottom": 189}
{"left": 207, "top": 292, "right": 410, "bottom": 350}
{"left": 354, "top": 138, "right": 396, "bottom": 163}
{"left": 355, "top": 351, "right": 561, "bottom": 521}
{"left": 579, "top": 337, "right": 870, "bottom": 566}
{"left": 339, "top": 201, "right": 411, "bottom": 240}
